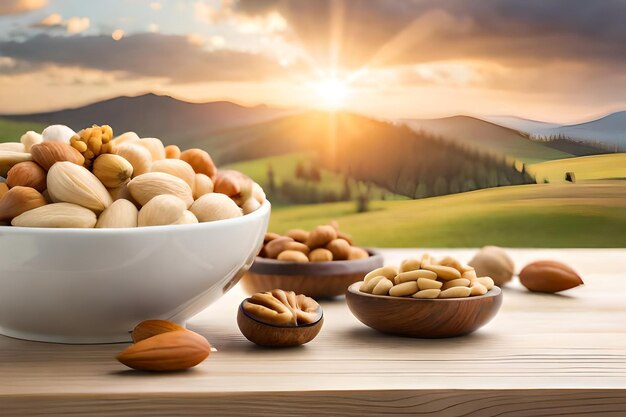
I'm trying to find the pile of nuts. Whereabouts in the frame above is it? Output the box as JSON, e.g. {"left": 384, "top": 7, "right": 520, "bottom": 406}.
{"left": 360, "top": 253, "right": 495, "bottom": 299}
{"left": 0, "top": 124, "right": 265, "bottom": 228}
{"left": 260, "top": 224, "right": 369, "bottom": 262}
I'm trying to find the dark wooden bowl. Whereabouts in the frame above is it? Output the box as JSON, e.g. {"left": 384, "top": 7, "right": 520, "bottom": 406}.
{"left": 237, "top": 303, "right": 324, "bottom": 347}
{"left": 240, "top": 250, "right": 383, "bottom": 298}
{"left": 346, "top": 282, "right": 502, "bottom": 338}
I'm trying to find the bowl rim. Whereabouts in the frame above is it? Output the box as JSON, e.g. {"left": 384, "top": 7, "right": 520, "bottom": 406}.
{"left": 250, "top": 249, "right": 384, "bottom": 276}
{"left": 347, "top": 281, "right": 502, "bottom": 301}
{"left": 0, "top": 199, "right": 271, "bottom": 234}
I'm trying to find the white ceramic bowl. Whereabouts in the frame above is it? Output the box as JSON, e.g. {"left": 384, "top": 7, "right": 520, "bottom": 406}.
{"left": 0, "top": 201, "right": 270, "bottom": 343}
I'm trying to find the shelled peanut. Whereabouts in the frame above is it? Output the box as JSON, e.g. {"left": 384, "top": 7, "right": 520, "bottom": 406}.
{"left": 360, "top": 253, "right": 496, "bottom": 299}
{"left": 0, "top": 124, "right": 266, "bottom": 228}
{"left": 259, "top": 224, "right": 369, "bottom": 262}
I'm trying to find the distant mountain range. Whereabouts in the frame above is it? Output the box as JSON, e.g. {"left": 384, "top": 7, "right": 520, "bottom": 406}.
{"left": 481, "top": 116, "right": 561, "bottom": 134}
{"left": 531, "top": 111, "right": 626, "bottom": 150}
{"left": 484, "top": 112, "right": 626, "bottom": 151}
{"left": 1, "top": 93, "right": 290, "bottom": 145}
{"left": 404, "top": 115, "right": 572, "bottom": 164}
{"left": 1, "top": 92, "right": 623, "bottom": 159}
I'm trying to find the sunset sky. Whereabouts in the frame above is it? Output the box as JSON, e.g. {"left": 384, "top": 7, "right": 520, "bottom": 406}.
{"left": 0, "top": 0, "right": 625, "bottom": 122}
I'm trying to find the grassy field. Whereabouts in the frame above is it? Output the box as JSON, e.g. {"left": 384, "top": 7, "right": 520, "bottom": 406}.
{"left": 225, "top": 152, "right": 404, "bottom": 205}
{"left": 0, "top": 118, "right": 46, "bottom": 142}
{"left": 269, "top": 181, "right": 626, "bottom": 247}
{"left": 530, "top": 153, "right": 626, "bottom": 183}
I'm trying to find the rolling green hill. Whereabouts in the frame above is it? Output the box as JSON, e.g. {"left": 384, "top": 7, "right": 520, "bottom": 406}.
{"left": 269, "top": 181, "right": 626, "bottom": 247}
{"left": 225, "top": 152, "right": 404, "bottom": 205}
{"left": 530, "top": 154, "right": 626, "bottom": 183}
{"left": 192, "top": 111, "right": 535, "bottom": 199}
{"left": 0, "top": 118, "right": 46, "bottom": 142}
{"left": 405, "top": 115, "right": 573, "bottom": 164}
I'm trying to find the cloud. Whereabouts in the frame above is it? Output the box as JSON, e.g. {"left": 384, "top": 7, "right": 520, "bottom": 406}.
{"left": 33, "top": 13, "right": 90, "bottom": 34}
{"left": 234, "top": 0, "right": 626, "bottom": 70}
{"left": 0, "top": 0, "right": 47, "bottom": 16}
{"left": 194, "top": 0, "right": 286, "bottom": 34}
{"left": 0, "top": 33, "right": 288, "bottom": 83}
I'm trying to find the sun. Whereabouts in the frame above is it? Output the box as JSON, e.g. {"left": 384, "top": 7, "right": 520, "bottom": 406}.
{"left": 315, "top": 77, "right": 349, "bottom": 109}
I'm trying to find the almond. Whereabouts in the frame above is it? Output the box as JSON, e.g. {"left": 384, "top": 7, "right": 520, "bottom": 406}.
{"left": 116, "top": 330, "right": 211, "bottom": 372}
{"left": 47, "top": 161, "right": 113, "bottom": 213}
{"left": 138, "top": 194, "right": 187, "bottom": 227}
{"left": 519, "top": 260, "right": 583, "bottom": 293}
{"left": 114, "top": 143, "right": 152, "bottom": 178}
{"left": 96, "top": 199, "right": 138, "bottom": 228}
{"left": 0, "top": 142, "right": 26, "bottom": 152}
{"left": 193, "top": 173, "right": 214, "bottom": 199}
{"left": 31, "top": 142, "right": 85, "bottom": 171}
{"left": 137, "top": 138, "right": 165, "bottom": 161}
{"left": 172, "top": 210, "right": 198, "bottom": 225}
{"left": 151, "top": 159, "right": 195, "bottom": 189}
{"left": 93, "top": 154, "right": 133, "bottom": 188}
{"left": 128, "top": 172, "right": 194, "bottom": 207}
{"left": 12, "top": 202, "right": 96, "bottom": 228}
{"left": 189, "top": 192, "right": 242, "bottom": 222}
{"left": 264, "top": 236, "right": 295, "bottom": 259}
{"left": 131, "top": 320, "right": 186, "bottom": 343}
{"left": 6, "top": 161, "right": 47, "bottom": 192}
{"left": 0, "top": 186, "right": 47, "bottom": 221}
{"left": 0, "top": 151, "right": 33, "bottom": 177}
{"left": 112, "top": 131, "right": 140, "bottom": 145}
{"left": 20, "top": 131, "right": 43, "bottom": 152}
{"left": 180, "top": 149, "right": 217, "bottom": 179}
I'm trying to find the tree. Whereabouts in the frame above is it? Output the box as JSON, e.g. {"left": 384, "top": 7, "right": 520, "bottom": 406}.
{"left": 267, "top": 163, "right": 276, "bottom": 194}
{"left": 565, "top": 172, "right": 576, "bottom": 183}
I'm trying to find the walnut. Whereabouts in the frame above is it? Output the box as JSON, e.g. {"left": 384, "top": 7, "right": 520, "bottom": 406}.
{"left": 70, "top": 124, "right": 114, "bottom": 168}
{"left": 242, "top": 289, "right": 321, "bottom": 326}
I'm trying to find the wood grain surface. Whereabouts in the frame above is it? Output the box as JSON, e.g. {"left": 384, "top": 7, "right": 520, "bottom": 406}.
{"left": 1, "top": 248, "right": 626, "bottom": 416}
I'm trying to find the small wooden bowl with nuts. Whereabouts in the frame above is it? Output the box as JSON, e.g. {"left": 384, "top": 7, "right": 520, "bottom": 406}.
{"left": 240, "top": 225, "right": 384, "bottom": 298}
{"left": 346, "top": 254, "right": 503, "bottom": 338}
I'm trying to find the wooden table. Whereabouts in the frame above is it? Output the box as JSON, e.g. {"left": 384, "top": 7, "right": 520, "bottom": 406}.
{"left": 2, "top": 249, "right": 626, "bottom": 416}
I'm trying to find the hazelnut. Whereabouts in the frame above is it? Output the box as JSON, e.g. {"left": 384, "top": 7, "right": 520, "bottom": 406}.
{"left": 326, "top": 238, "right": 351, "bottom": 260}
{"left": 264, "top": 236, "right": 295, "bottom": 258}
{"left": 469, "top": 246, "right": 515, "bottom": 286}
{"left": 277, "top": 250, "right": 309, "bottom": 263}
{"left": 237, "top": 289, "right": 323, "bottom": 347}
{"left": 309, "top": 248, "right": 333, "bottom": 262}
{"left": 348, "top": 247, "right": 369, "bottom": 260}
{"left": 286, "top": 228, "right": 309, "bottom": 243}
{"left": 305, "top": 225, "right": 337, "bottom": 249}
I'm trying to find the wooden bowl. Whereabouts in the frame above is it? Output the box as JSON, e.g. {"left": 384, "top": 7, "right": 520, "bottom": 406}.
{"left": 240, "top": 250, "right": 383, "bottom": 298}
{"left": 346, "top": 282, "right": 502, "bottom": 338}
{"left": 237, "top": 302, "right": 324, "bottom": 347}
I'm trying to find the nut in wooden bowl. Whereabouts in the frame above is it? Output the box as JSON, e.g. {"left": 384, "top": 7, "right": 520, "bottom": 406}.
{"left": 237, "top": 289, "right": 323, "bottom": 347}
{"left": 241, "top": 225, "right": 383, "bottom": 298}
{"left": 241, "top": 248, "right": 383, "bottom": 298}
{"left": 345, "top": 253, "right": 503, "bottom": 338}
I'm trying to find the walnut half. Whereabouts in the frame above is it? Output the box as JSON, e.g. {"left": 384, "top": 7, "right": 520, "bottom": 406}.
{"left": 242, "top": 289, "right": 322, "bottom": 327}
